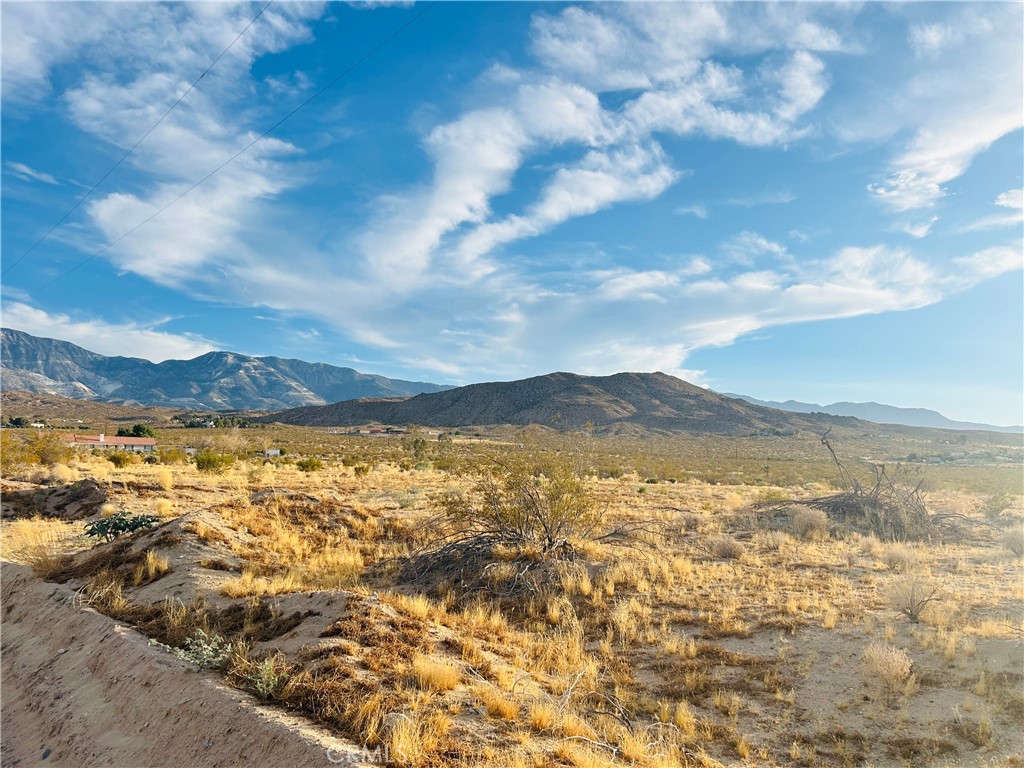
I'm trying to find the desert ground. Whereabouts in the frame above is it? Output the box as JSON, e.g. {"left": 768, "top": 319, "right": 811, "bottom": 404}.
{"left": 1, "top": 423, "right": 1022, "bottom": 767}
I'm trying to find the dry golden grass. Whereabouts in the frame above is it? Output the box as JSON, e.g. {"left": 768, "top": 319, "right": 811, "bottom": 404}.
{"left": 6, "top": 426, "right": 1020, "bottom": 767}
{"left": 386, "top": 710, "right": 453, "bottom": 766}
{"left": 132, "top": 550, "right": 170, "bottom": 586}
{"left": 1, "top": 517, "right": 83, "bottom": 575}
{"left": 529, "top": 699, "right": 558, "bottom": 732}
{"left": 156, "top": 467, "right": 173, "bottom": 492}
{"left": 476, "top": 685, "right": 520, "bottom": 720}
{"left": 412, "top": 654, "right": 462, "bottom": 692}
{"left": 219, "top": 569, "right": 305, "bottom": 598}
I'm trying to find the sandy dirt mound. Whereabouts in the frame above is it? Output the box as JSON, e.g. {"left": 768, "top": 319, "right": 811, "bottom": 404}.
{"left": 1, "top": 480, "right": 107, "bottom": 521}
{"left": 0, "top": 563, "right": 369, "bottom": 768}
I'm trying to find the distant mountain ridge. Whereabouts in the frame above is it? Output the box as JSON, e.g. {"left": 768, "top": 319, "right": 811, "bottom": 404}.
{"left": 726, "top": 393, "right": 1022, "bottom": 434}
{"left": 266, "top": 371, "right": 856, "bottom": 436}
{"left": 0, "top": 329, "right": 451, "bottom": 411}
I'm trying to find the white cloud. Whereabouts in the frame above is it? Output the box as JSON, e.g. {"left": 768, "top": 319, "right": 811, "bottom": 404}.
{"left": 725, "top": 188, "right": 796, "bottom": 207}
{"left": 950, "top": 244, "right": 1023, "bottom": 284}
{"left": 996, "top": 189, "right": 1024, "bottom": 210}
{"left": 1, "top": 301, "right": 217, "bottom": 362}
{"left": 896, "top": 216, "right": 939, "bottom": 239}
{"left": 676, "top": 204, "right": 708, "bottom": 219}
{"left": 958, "top": 188, "right": 1024, "bottom": 233}
{"left": 454, "top": 143, "right": 678, "bottom": 268}
{"left": 870, "top": 5, "right": 1022, "bottom": 211}
{"left": 721, "top": 231, "right": 790, "bottom": 264}
{"left": 25, "top": 4, "right": 326, "bottom": 287}
{"left": 4, "top": 161, "right": 60, "bottom": 185}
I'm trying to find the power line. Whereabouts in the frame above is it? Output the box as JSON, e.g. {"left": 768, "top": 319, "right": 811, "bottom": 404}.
{"left": 2, "top": 0, "right": 274, "bottom": 279}
{"left": 34, "top": 1, "right": 437, "bottom": 293}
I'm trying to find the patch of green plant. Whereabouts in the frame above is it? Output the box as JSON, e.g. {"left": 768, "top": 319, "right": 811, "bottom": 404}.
{"left": 84, "top": 511, "right": 159, "bottom": 542}
{"left": 150, "top": 629, "right": 232, "bottom": 669}
{"left": 195, "top": 450, "right": 235, "bottom": 473}
{"left": 296, "top": 457, "right": 323, "bottom": 472}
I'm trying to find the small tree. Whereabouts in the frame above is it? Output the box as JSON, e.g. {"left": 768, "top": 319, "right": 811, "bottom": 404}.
{"left": 438, "top": 453, "right": 602, "bottom": 557}
{"left": 117, "top": 424, "right": 156, "bottom": 438}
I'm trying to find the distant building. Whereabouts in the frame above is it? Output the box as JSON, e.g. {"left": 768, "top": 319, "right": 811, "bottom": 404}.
{"left": 65, "top": 433, "right": 157, "bottom": 453}
{"left": 263, "top": 448, "right": 282, "bottom": 457}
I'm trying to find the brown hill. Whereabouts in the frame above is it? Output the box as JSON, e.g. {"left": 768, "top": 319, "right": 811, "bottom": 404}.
{"left": 0, "top": 390, "right": 191, "bottom": 428}
{"left": 264, "top": 371, "right": 852, "bottom": 436}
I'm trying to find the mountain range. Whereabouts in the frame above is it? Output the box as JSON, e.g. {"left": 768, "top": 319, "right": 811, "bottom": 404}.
{"left": 2, "top": 328, "right": 1017, "bottom": 435}
{"left": 0, "top": 329, "right": 450, "bottom": 411}
{"left": 265, "top": 371, "right": 852, "bottom": 436}
{"left": 726, "top": 394, "right": 1022, "bottom": 434}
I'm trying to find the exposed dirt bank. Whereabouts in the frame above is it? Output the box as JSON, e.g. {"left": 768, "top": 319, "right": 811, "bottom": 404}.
{"left": 0, "top": 563, "right": 367, "bottom": 768}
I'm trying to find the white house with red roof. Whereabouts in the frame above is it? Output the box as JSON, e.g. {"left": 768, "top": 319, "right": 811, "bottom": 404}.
{"left": 65, "top": 434, "right": 157, "bottom": 453}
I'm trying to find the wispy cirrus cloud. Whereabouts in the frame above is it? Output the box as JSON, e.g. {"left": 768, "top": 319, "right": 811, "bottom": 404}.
{"left": 958, "top": 189, "right": 1024, "bottom": 233}
{"left": 4, "top": 161, "right": 60, "bottom": 185}
{"left": 868, "top": 5, "right": 1022, "bottom": 212}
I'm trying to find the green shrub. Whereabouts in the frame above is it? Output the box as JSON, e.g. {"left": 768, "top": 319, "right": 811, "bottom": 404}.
{"left": 438, "top": 452, "right": 602, "bottom": 556}
{"left": 27, "top": 432, "right": 75, "bottom": 466}
{"left": 296, "top": 457, "right": 323, "bottom": 473}
{"left": 106, "top": 450, "right": 138, "bottom": 468}
{"left": 151, "top": 629, "right": 232, "bottom": 669}
{"left": 84, "top": 511, "right": 159, "bottom": 542}
{"left": 156, "top": 446, "right": 188, "bottom": 464}
{"left": 195, "top": 451, "right": 235, "bottom": 474}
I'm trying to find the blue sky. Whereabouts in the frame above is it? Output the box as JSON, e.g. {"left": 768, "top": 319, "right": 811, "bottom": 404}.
{"left": 2, "top": 2, "right": 1022, "bottom": 425}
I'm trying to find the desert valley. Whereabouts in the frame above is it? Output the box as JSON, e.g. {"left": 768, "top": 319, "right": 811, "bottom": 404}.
{"left": 1, "top": 341, "right": 1022, "bottom": 767}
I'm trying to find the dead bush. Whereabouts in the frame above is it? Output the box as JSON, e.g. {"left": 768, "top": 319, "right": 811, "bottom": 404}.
{"left": 788, "top": 506, "right": 829, "bottom": 540}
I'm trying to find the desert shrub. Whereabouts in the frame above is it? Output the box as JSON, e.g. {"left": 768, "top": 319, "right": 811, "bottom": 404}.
{"left": 106, "top": 450, "right": 138, "bottom": 468}
{"left": 707, "top": 535, "right": 745, "bottom": 560}
{"left": 862, "top": 642, "right": 914, "bottom": 696}
{"left": 436, "top": 453, "right": 602, "bottom": 557}
{"left": 228, "top": 645, "right": 293, "bottom": 699}
{"left": 886, "top": 575, "right": 940, "bottom": 622}
{"left": 296, "top": 457, "right": 323, "bottom": 473}
{"left": 84, "top": 511, "right": 159, "bottom": 542}
{"left": 352, "top": 463, "right": 371, "bottom": 477}
{"left": 881, "top": 542, "right": 918, "bottom": 573}
{"left": 2, "top": 431, "right": 76, "bottom": 473}
{"left": 195, "top": 450, "right": 235, "bottom": 474}
{"left": 152, "top": 629, "right": 232, "bottom": 669}
{"left": 789, "top": 506, "right": 828, "bottom": 540}
{"left": 156, "top": 446, "right": 188, "bottom": 464}
{"left": 981, "top": 494, "right": 1012, "bottom": 521}
{"left": 754, "top": 530, "right": 791, "bottom": 551}
{"left": 0, "top": 430, "right": 32, "bottom": 475}
{"left": 29, "top": 432, "right": 75, "bottom": 466}
{"left": 1000, "top": 524, "right": 1024, "bottom": 557}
